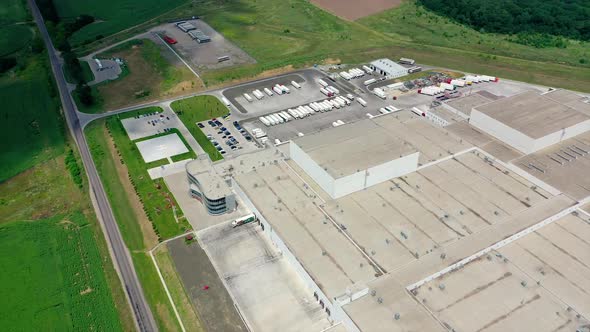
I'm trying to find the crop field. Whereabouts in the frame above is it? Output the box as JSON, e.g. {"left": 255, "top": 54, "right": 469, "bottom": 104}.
{"left": 53, "top": 0, "right": 187, "bottom": 47}
{"left": 0, "top": 0, "right": 32, "bottom": 57}
{"left": 0, "top": 76, "right": 64, "bottom": 182}
{"left": 84, "top": 39, "right": 201, "bottom": 112}
{"left": 171, "top": 95, "right": 229, "bottom": 161}
{"left": 311, "top": 0, "right": 402, "bottom": 20}
{"left": 0, "top": 213, "right": 122, "bottom": 331}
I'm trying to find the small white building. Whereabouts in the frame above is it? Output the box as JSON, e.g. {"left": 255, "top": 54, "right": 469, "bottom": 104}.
{"left": 370, "top": 58, "right": 408, "bottom": 79}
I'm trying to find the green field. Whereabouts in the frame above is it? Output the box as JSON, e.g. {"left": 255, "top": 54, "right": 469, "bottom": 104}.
{"left": 64, "top": 58, "right": 94, "bottom": 83}
{"left": 85, "top": 113, "right": 194, "bottom": 330}
{"left": 79, "top": 39, "right": 200, "bottom": 113}
{"left": 357, "top": 1, "right": 590, "bottom": 69}
{"left": 171, "top": 95, "right": 229, "bottom": 161}
{"left": 0, "top": 213, "right": 122, "bottom": 331}
{"left": 0, "top": 0, "right": 33, "bottom": 57}
{"left": 53, "top": 0, "right": 187, "bottom": 47}
{"left": 0, "top": 74, "right": 64, "bottom": 182}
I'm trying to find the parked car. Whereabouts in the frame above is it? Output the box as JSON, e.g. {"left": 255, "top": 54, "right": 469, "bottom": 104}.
{"left": 163, "top": 35, "right": 177, "bottom": 45}
{"left": 197, "top": 123, "right": 205, "bottom": 128}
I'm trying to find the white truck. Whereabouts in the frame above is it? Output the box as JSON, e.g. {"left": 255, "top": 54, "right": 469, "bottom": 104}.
{"left": 363, "top": 78, "right": 376, "bottom": 86}
{"left": 273, "top": 86, "right": 283, "bottom": 95}
{"left": 373, "top": 88, "right": 386, "bottom": 99}
{"left": 232, "top": 214, "right": 257, "bottom": 228}
{"left": 243, "top": 93, "right": 254, "bottom": 102}
{"left": 291, "top": 81, "right": 301, "bottom": 89}
{"left": 357, "top": 98, "right": 367, "bottom": 107}
{"left": 259, "top": 116, "right": 271, "bottom": 126}
{"left": 264, "top": 87, "right": 274, "bottom": 96}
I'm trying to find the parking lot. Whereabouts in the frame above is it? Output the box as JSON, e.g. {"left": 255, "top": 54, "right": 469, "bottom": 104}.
{"left": 198, "top": 221, "right": 332, "bottom": 332}
{"left": 198, "top": 114, "right": 260, "bottom": 158}
{"left": 153, "top": 20, "right": 255, "bottom": 71}
{"left": 222, "top": 70, "right": 343, "bottom": 115}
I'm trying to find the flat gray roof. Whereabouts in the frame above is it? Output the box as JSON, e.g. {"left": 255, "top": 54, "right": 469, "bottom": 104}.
{"left": 293, "top": 119, "right": 416, "bottom": 178}
{"left": 473, "top": 91, "right": 590, "bottom": 139}
{"left": 186, "top": 159, "right": 232, "bottom": 198}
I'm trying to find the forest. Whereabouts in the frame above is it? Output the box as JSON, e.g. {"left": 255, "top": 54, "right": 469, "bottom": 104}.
{"left": 419, "top": 0, "right": 590, "bottom": 42}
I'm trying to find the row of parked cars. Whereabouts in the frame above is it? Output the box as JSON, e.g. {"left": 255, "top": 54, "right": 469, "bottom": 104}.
{"left": 200, "top": 117, "right": 253, "bottom": 155}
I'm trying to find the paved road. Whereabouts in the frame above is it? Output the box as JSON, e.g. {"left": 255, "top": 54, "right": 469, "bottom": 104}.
{"left": 28, "top": 1, "right": 158, "bottom": 331}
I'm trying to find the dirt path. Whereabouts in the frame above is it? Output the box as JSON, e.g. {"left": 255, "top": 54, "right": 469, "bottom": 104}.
{"left": 104, "top": 126, "right": 159, "bottom": 249}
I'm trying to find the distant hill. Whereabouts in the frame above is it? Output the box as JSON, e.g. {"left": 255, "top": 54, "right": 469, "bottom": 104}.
{"left": 419, "top": 0, "right": 590, "bottom": 41}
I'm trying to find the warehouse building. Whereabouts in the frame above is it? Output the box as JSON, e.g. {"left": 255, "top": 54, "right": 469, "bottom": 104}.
{"left": 290, "top": 120, "right": 420, "bottom": 198}
{"left": 186, "top": 159, "right": 236, "bottom": 215}
{"left": 188, "top": 29, "right": 211, "bottom": 43}
{"left": 176, "top": 21, "right": 196, "bottom": 32}
{"left": 470, "top": 90, "right": 590, "bottom": 154}
{"left": 370, "top": 58, "right": 408, "bottom": 79}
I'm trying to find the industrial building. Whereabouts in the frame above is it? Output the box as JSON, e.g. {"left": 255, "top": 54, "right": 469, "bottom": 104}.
{"left": 188, "top": 29, "right": 211, "bottom": 43}
{"left": 470, "top": 90, "right": 590, "bottom": 154}
{"left": 186, "top": 159, "right": 236, "bottom": 215}
{"left": 290, "top": 120, "right": 419, "bottom": 198}
{"left": 370, "top": 58, "right": 408, "bottom": 79}
{"left": 289, "top": 114, "right": 470, "bottom": 198}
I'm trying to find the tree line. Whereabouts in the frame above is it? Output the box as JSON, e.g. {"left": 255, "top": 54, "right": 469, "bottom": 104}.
{"left": 419, "top": 0, "right": 590, "bottom": 44}
{"left": 37, "top": 0, "right": 95, "bottom": 105}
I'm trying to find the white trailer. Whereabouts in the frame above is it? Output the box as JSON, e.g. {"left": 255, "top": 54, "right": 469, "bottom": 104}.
{"left": 294, "top": 108, "right": 306, "bottom": 118}
{"left": 399, "top": 57, "right": 415, "bottom": 65}
{"left": 450, "top": 79, "right": 466, "bottom": 87}
{"left": 320, "top": 88, "right": 331, "bottom": 97}
{"left": 335, "top": 97, "right": 346, "bottom": 107}
{"left": 362, "top": 65, "right": 373, "bottom": 73}
{"left": 278, "top": 112, "right": 290, "bottom": 122}
{"left": 385, "top": 105, "right": 400, "bottom": 113}
{"left": 329, "top": 100, "right": 340, "bottom": 109}
{"left": 341, "top": 96, "right": 351, "bottom": 105}
{"left": 253, "top": 90, "right": 264, "bottom": 99}
{"left": 287, "top": 109, "right": 299, "bottom": 119}
{"left": 280, "top": 85, "right": 290, "bottom": 94}
{"left": 357, "top": 98, "right": 367, "bottom": 107}
{"left": 259, "top": 116, "right": 271, "bottom": 126}
{"left": 273, "top": 114, "right": 284, "bottom": 124}
{"left": 304, "top": 105, "right": 315, "bottom": 114}
{"left": 440, "top": 83, "right": 454, "bottom": 91}
{"left": 243, "top": 93, "right": 253, "bottom": 102}
{"left": 327, "top": 86, "right": 340, "bottom": 94}
{"left": 412, "top": 107, "right": 425, "bottom": 116}
{"left": 291, "top": 81, "right": 301, "bottom": 89}
{"left": 282, "top": 111, "right": 293, "bottom": 121}
{"left": 266, "top": 115, "right": 277, "bottom": 126}
{"left": 379, "top": 107, "right": 389, "bottom": 114}
{"left": 273, "top": 86, "right": 283, "bottom": 95}
{"left": 310, "top": 103, "right": 320, "bottom": 112}
{"left": 221, "top": 97, "right": 231, "bottom": 106}
{"left": 317, "top": 79, "right": 328, "bottom": 87}
{"left": 363, "top": 78, "right": 376, "bottom": 86}
{"left": 373, "top": 88, "right": 386, "bottom": 99}
{"left": 340, "top": 71, "right": 351, "bottom": 80}
{"left": 264, "top": 88, "right": 274, "bottom": 96}
{"left": 323, "top": 101, "right": 333, "bottom": 111}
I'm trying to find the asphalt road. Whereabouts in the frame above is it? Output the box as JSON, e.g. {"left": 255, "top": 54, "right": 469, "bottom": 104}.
{"left": 28, "top": 1, "right": 158, "bottom": 331}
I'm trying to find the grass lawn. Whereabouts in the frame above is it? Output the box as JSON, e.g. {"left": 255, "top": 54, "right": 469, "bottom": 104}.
{"left": 171, "top": 95, "right": 229, "bottom": 161}
{"left": 188, "top": 0, "right": 588, "bottom": 91}
{"left": 53, "top": 0, "right": 188, "bottom": 47}
{"left": 0, "top": 213, "right": 122, "bottom": 331}
{"left": 86, "top": 113, "right": 198, "bottom": 330}
{"left": 0, "top": 75, "right": 64, "bottom": 182}
{"left": 80, "top": 39, "right": 201, "bottom": 112}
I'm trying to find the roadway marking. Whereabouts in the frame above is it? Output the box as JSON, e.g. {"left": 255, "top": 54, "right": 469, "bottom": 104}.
{"left": 154, "top": 33, "right": 201, "bottom": 80}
